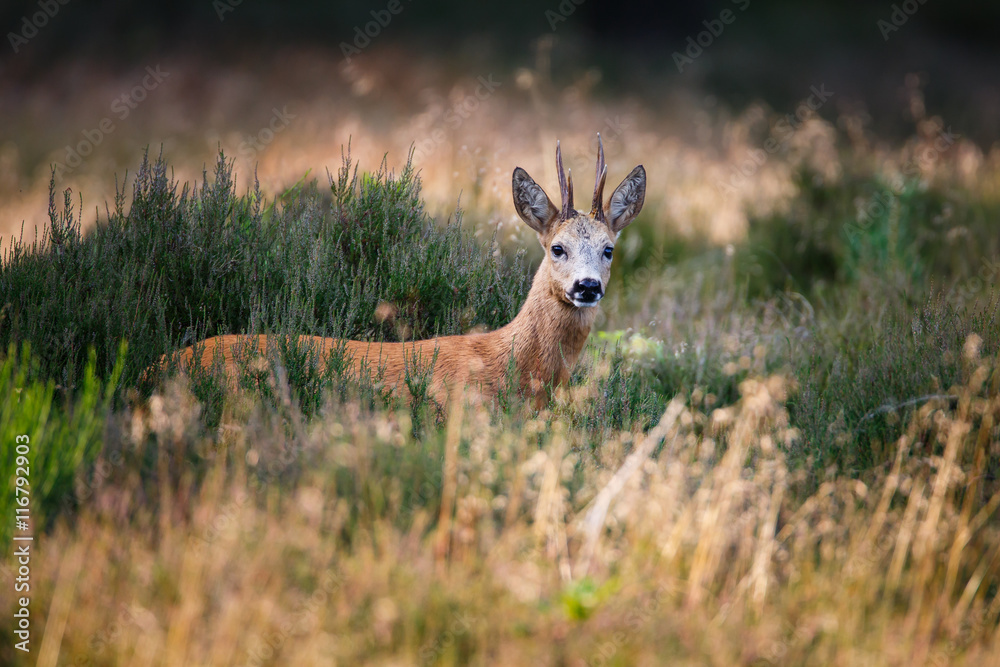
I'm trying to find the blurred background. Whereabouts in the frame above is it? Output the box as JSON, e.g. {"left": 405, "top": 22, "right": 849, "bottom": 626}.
{"left": 1, "top": 0, "right": 998, "bottom": 243}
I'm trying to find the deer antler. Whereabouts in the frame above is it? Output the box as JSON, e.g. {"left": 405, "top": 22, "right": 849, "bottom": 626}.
{"left": 556, "top": 141, "right": 574, "bottom": 219}
{"left": 591, "top": 133, "right": 608, "bottom": 222}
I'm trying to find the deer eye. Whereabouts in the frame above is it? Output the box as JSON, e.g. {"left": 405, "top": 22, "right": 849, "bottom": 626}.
{"left": 603, "top": 246, "right": 614, "bottom": 260}
{"left": 551, "top": 245, "right": 565, "bottom": 258}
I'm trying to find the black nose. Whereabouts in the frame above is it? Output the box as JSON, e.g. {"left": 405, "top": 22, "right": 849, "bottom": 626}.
{"left": 573, "top": 278, "right": 603, "bottom": 302}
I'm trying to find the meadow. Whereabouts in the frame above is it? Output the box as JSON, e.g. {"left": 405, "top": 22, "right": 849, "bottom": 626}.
{"left": 2, "top": 47, "right": 1000, "bottom": 665}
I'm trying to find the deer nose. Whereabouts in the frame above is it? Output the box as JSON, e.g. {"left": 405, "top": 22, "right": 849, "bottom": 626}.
{"left": 573, "top": 278, "right": 603, "bottom": 303}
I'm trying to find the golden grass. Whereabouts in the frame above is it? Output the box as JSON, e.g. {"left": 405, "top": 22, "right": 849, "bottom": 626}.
{"left": 4, "top": 337, "right": 999, "bottom": 665}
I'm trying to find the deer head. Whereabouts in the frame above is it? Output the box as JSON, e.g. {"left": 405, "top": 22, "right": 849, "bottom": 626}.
{"left": 512, "top": 135, "right": 646, "bottom": 308}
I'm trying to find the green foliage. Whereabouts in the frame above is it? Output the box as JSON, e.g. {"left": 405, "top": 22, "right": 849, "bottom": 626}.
{"left": 598, "top": 167, "right": 1000, "bottom": 478}
{"left": 664, "top": 169, "right": 1000, "bottom": 477}
{"left": 570, "top": 334, "right": 672, "bottom": 435}
{"left": 0, "top": 148, "right": 530, "bottom": 406}
{"left": 791, "top": 295, "right": 1000, "bottom": 474}
{"left": 263, "top": 149, "right": 530, "bottom": 343}
{"left": 735, "top": 168, "right": 1000, "bottom": 299}
{"left": 0, "top": 342, "right": 124, "bottom": 551}
{"left": 559, "top": 577, "right": 618, "bottom": 621}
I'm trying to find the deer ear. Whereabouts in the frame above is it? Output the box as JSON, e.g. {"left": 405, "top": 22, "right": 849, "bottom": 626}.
{"left": 607, "top": 165, "right": 646, "bottom": 235}
{"left": 512, "top": 167, "right": 559, "bottom": 234}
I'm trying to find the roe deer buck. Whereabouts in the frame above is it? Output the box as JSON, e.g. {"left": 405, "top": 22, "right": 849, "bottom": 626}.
{"left": 159, "top": 135, "right": 645, "bottom": 407}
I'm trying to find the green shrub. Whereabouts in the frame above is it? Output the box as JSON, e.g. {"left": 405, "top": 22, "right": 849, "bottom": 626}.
{"left": 0, "top": 148, "right": 531, "bottom": 411}
{"left": 736, "top": 168, "right": 1000, "bottom": 299}
{"left": 790, "top": 295, "right": 1000, "bottom": 474}
{"left": 0, "top": 342, "right": 124, "bottom": 551}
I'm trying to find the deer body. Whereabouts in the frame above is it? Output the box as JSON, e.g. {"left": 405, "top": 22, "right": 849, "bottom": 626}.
{"left": 163, "top": 137, "right": 645, "bottom": 407}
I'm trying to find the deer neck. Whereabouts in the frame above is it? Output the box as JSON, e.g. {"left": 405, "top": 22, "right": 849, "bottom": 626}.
{"left": 497, "top": 261, "right": 598, "bottom": 386}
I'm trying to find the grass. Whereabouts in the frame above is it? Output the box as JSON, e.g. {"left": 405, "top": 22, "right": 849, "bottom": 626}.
{"left": 0, "top": 342, "right": 124, "bottom": 551}
{"left": 4, "top": 350, "right": 999, "bottom": 664}
{"left": 2, "top": 114, "right": 1000, "bottom": 663}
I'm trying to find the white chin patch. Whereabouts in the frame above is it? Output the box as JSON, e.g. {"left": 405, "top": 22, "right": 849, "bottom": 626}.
{"left": 571, "top": 298, "right": 601, "bottom": 308}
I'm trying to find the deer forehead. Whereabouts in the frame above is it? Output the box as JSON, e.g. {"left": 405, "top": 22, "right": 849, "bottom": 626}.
{"left": 548, "top": 215, "right": 613, "bottom": 249}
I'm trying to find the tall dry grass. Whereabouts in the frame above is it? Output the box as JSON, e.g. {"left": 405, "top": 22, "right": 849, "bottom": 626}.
{"left": 4, "top": 335, "right": 998, "bottom": 665}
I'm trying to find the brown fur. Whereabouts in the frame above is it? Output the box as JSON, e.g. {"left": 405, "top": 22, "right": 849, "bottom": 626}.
{"left": 155, "top": 137, "right": 645, "bottom": 408}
